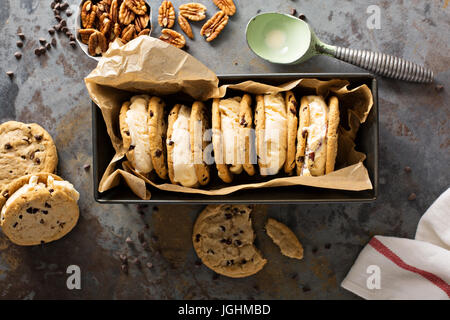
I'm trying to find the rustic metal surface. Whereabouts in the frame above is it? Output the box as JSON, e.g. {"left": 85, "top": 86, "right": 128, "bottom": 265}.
{"left": 0, "top": 0, "right": 448, "bottom": 299}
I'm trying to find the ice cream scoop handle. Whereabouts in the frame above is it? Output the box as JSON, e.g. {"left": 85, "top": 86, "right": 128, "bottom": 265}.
{"left": 333, "top": 47, "right": 434, "bottom": 83}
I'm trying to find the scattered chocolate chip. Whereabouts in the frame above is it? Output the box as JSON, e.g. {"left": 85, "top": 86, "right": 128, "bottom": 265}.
{"left": 34, "top": 135, "right": 42, "bottom": 141}
{"left": 60, "top": 19, "right": 67, "bottom": 27}
{"left": 6, "top": 71, "right": 14, "bottom": 79}
{"left": 21, "top": 155, "right": 26, "bottom": 159}
{"left": 69, "top": 35, "right": 75, "bottom": 42}
{"left": 155, "top": 149, "right": 162, "bottom": 157}
{"left": 69, "top": 41, "right": 77, "bottom": 48}
{"left": 312, "top": 247, "right": 318, "bottom": 254}
{"left": 42, "top": 210, "right": 48, "bottom": 215}
{"left": 126, "top": 237, "right": 133, "bottom": 244}
{"left": 83, "top": 164, "right": 90, "bottom": 171}
{"left": 16, "top": 40, "right": 23, "bottom": 48}
{"left": 13, "top": 222, "right": 18, "bottom": 228}
{"left": 121, "top": 264, "right": 128, "bottom": 274}
{"left": 61, "top": 26, "right": 68, "bottom": 33}
{"left": 18, "top": 33, "right": 25, "bottom": 40}
{"left": 195, "top": 234, "right": 201, "bottom": 242}
{"left": 54, "top": 23, "right": 61, "bottom": 31}
{"left": 408, "top": 193, "right": 417, "bottom": 201}
{"left": 138, "top": 231, "right": 145, "bottom": 243}
{"left": 241, "top": 259, "right": 247, "bottom": 265}
{"left": 39, "top": 38, "right": 47, "bottom": 45}
{"left": 14, "top": 52, "right": 22, "bottom": 59}
{"left": 66, "top": 9, "right": 73, "bottom": 17}
{"left": 404, "top": 166, "right": 412, "bottom": 173}
{"left": 290, "top": 8, "right": 297, "bottom": 16}
{"left": 39, "top": 47, "right": 46, "bottom": 55}
{"left": 45, "top": 43, "right": 51, "bottom": 50}
{"left": 48, "top": 28, "right": 55, "bottom": 36}
{"left": 298, "top": 13, "right": 306, "bottom": 20}
{"left": 435, "top": 84, "right": 444, "bottom": 92}
{"left": 119, "top": 254, "right": 128, "bottom": 264}
{"left": 60, "top": 2, "right": 69, "bottom": 10}
{"left": 51, "top": 2, "right": 56, "bottom": 9}
{"left": 4, "top": 143, "right": 12, "bottom": 150}
{"left": 324, "top": 243, "right": 332, "bottom": 249}
{"left": 45, "top": 202, "right": 51, "bottom": 208}
{"left": 302, "top": 285, "right": 311, "bottom": 292}
{"left": 34, "top": 48, "right": 42, "bottom": 56}
{"left": 53, "top": 8, "right": 59, "bottom": 15}
{"left": 51, "top": 38, "right": 57, "bottom": 47}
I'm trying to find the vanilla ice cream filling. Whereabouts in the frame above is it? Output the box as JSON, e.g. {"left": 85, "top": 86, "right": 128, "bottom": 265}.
{"left": 260, "top": 94, "right": 287, "bottom": 175}
{"left": 171, "top": 106, "right": 198, "bottom": 187}
{"left": 126, "top": 96, "right": 153, "bottom": 174}
{"left": 1, "top": 175, "right": 79, "bottom": 221}
{"left": 302, "top": 99, "right": 328, "bottom": 175}
{"left": 219, "top": 98, "right": 243, "bottom": 174}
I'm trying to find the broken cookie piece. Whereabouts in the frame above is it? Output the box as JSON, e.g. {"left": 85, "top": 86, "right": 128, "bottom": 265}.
{"left": 193, "top": 205, "right": 267, "bottom": 278}
{"left": 265, "top": 218, "right": 304, "bottom": 260}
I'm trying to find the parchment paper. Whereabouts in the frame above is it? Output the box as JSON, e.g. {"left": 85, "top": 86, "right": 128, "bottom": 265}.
{"left": 85, "top": 36, "right": 374, "bottom": 200}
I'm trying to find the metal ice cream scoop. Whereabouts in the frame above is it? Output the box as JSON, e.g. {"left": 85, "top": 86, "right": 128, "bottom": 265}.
{"left": 246, "top": 13, "right": 434, "bottom": 83}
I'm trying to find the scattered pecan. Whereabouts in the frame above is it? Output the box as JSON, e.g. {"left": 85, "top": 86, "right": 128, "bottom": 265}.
{"left": 200, "top": 11, "right": 229, "bottom": 42}
{"left": 178, "top": 15, "right": 194, "bottom": 39}
{"left": 88, "top": 30, "right": 107, "bottom": 56}
{"left": 78, "top": 28, "right": 97, "bottom": 44}
{"left": 159, "top": 29, "right": 186, "bottom": 49}
{"left": 119, "top": 1, "right": 135, "bottom": 25}
{"left": 110, "top": 0, "right": 119, "bottom": 23}
{"left": 213, "top": 0, "right": 236, "bottom": 16}
{"left": 179, "top": 3, "right": 207, "bottom": 21}
{"left": 121, "top": 24, "right": 136, "bottom": 43}
{"left": 135, "top": 13, "right": 150, "bottom": 33}
{"left": 125, "top": 0, "right": 147, "bottom": 15}
{"left": 158, "top": 1, "right": 176, "bottom": 28}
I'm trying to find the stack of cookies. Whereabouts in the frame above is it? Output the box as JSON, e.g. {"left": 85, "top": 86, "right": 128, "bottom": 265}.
{"left": 120, "top": 91, "right": 340, "bottom": 188}
{"left": 0, "top": 121, "right": 79, "bottom": 246}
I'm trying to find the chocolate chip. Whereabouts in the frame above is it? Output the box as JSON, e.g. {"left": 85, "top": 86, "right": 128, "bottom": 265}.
{"left": 290, "top": 8, "right": 297, "bottom": 16}
{"left": 69, "top": 35, "right": 75, "bottom": 42}
{"left": 309, "top": 152, "right": 315, "bottom": 161}
{"left": 219, "top": 225, "right": 225, "bottom": 232}
{"left": 125, "top": 237, "right": 133, "bottom": 244}
{"left": 226, "top": 260, "right": 234, "bottom": 266}
{"left": 18, "top": 215, "right": 22, "bottom": 219}
{"left": 435, "top": 84, "right": 444, "bottom": 92}
{"left": 60, "top": 2, "right": 69, "bottom": 10}
{"left": 119, "top": 254, "right": 128, "bottom": 264}
{"left": 2, "top": 191, "right": 9, "bottom": 198}
{"left": 168, "top": 140, "right": 174, "bottom": 146}
{"left": 51, "top": 1, "right": 56, "bottom": 9}
{"left": 6, "top": 71, "right": 14, "bottom": 79}
{"left": 49, "top": 188, "right": 54, "bottom": 193}
{"left": 14, "top": 52, "right": 22, "bottom": 59}
{"left": 36, "top": 158, "right": 41, "bottom": 164}
{"left": 53, "top": 8, "right": 59, "bottom": 15}
{"left": 39, "top": 47, "right": 46, "bottom": 55}
{"left": 83, "top": 164, "right": 91, "bottom": 171}
{"left": 35, "top": 48, "right": 42, "bottom": 56}
{"left": 60, "top": 19, "right": 67, "bottom": 27}
{"left": 45, "top": 202, "right": 51, "bottom": 208}
{"left": 18, "top": 33, "right": 25, "bottom": 40}
{"left": 54, "top": 3, "right": 60, "bottom": 10}
{"left": 69, "top": 41, "right": 77, "bottom": 48}
{"left": 241, "top": 259, "right": 247, "bottom": 265}
{"left": 26, "top": 207, "right": 33, "bottom": 213}
{"left": 149, "top": 110, "right": 154, "bottom": 117}
{"left": 13, "top": 222, "right": 18, "bottom": 228}
{"left": 34, "top": 135, "right": 43, "bottom": 141}
{"left": 207, "top": 249, "right": 214, "bottom": 255}
{"left": 129, "top": 145, "right": 135, "bottom": 150}
{"left": 32, "top": 208, "right": 39, "bottom": 213}
{"left": 21, "top": 155, "right": 25, "bottom": 159}
{"left": 121, "top": 264, "right": 128, "bottom": 274}
{"left": 61, "top": 26, "right": 68, "bottom": 33}
{"left": 299, "top": 13, "right": 306, "bottom": 20}
{"left": 408, "top": 193, "right": 417, "bottom": 201}
{"left": 66, "top": 9, "right": 73, "bottom": 17}
{"left": 40, "top": 240, "right": 45, "bottom": 244}
{"left": 404, "top": 166, "right": 412, "bottom": 173}
{"left": 324, "top": 243, "right": 332, "bottom": 249}
{"left": 225, "top": 213, "right": 232, "bottom": 220}
{"left": 302, "top": 130, "right": 308, "bottom": 138}
{"left": 51, "top": 38, "right": 57, "bottom": 47}
{"left": 16, "top": 40, "right": 23, "bottom": 48}
{"left": 146, "top": 262, "right": 153, "bottom": 269}
{"left": 302, "top": 285, "right": 311, "bottom": 292}
{"left": 138, "top": 231, "right": 145, "bottom": 243}
{"left": 48, "top": 28, "right": 55, "bottom": 35}
{"left": 312, "top": 247, "right": 318, "bottom": 254}
{"left": 155, "top": 149, "right": 162, "bottom": 157}
{"left": 54, "top": 23, "right": 61, "bottom": 31}
{"left": 235, "top": 240, "right": 242, "bottom": 246}
{"left": 4, "top": 143, "right": 12, "bottom": 150}
{"left": 297, "top": 156, "right": 305, "bottom": 163}
{"left": 40, "top": 219, "right": 44, "bottom": 224}
{"left": 39, "top": 38, "right": 46, "bottom": 45}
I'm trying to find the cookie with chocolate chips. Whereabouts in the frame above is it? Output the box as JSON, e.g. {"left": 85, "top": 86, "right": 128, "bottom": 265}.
{"left": 284, "top": 91, "right": 298, "bottom": 175}
{"left": 190, "top": 101, "right": 210, "bottom": 186}
{"left": 148, "top": 96, "right": 168, "bottom": 180}
{"left": 193, "top": 205, "right": 267, "bottom": 278}
{"left": 0, "top": 173, "right": 79, "bottom": 246}
{"left": 238, "top": 94, "right": 256, "bottom": 177}
{"left": 265, "top": 218, "right": 303, "bottom": 260}
{"left": 0, "top": 121, "right": 58, "bottom": 191}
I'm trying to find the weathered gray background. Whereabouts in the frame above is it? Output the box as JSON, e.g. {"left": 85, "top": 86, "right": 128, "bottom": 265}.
{"left": 0, "top": 0, "right": 448, "bottom": 299}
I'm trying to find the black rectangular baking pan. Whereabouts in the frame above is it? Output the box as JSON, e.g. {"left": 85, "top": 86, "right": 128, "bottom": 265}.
{"left": 92, "top": 73, "right": 378, "bottom": 204}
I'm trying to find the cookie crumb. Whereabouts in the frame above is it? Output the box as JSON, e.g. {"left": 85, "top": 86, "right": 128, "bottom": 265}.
{"left": 6, "top": 71, "right": 14, "bottom": 79}
{"left": 404, "top": 166, "right": 412, "bottom": 173}
{"left": 125, "top": 237, "right": 133, "bottom": 244}
{"left": 408, "top": 193, "right": 417, "bottom": 201}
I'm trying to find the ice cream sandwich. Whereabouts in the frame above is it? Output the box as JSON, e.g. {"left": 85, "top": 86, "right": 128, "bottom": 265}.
{"left": 255, "top": 93, "right": 288, "bottom": 176}
{"left": 238, "top": 94, "right": 256, "bottom": 176}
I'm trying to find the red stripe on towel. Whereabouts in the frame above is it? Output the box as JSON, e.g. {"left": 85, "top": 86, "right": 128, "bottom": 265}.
{"left": 369, "top": 237, "right": 450, "bottom": 298}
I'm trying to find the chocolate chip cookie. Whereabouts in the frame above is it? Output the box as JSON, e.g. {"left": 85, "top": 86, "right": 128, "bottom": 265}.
{"left": 0, "top": 173, "right": 79, "bottom": 246}
{"left": 326, "top": 96, "right": 340, "bottom": 174}
{"left": 239, "top": 94, "right": 256, "bottom": 176}
{"left": 265, "top": 218, "right": 304, "bottom": 260}
{"left": 0, "top": 121, "right": 58, "bottom": 192}
{"left": 193, "top": 205, "right": 267, "bottom": 278}
{"left": 148, "top": 96, "right": 168, "bottom": 179}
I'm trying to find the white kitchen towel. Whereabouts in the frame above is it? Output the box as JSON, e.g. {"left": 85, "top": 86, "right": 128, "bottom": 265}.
{"left": 341, "top": 188, "right": 450, "bottom": 300}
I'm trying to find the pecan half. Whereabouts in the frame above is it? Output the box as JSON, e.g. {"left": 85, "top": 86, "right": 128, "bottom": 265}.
{"left": 159, "top": 29, "right": 186, "bottom": 49}
{"left": 121, "top": 24, "right": 136, "bottom": 43}
{"left": 110, "top": 0, "right": 119, "bottom": 23}
{"left": 200, "top": 11, "right": 229, "bottom": 42}
{"left": 88, "top": 31, "right": 107, "bottom": 56}
{"left": 99, "top": 15, "right": 112, "bottom": 36}
{"left": 158, "top": 1, "right": 175, "bottom": 28}
{"left": 97, "top": 0, "right": 111, "bottom": 14}
{"left": 110, "top": 22, "right": 122, "bottom": 41}
{"left": 135, "top": 13, "right": 150, "bottom": 33}
{"left": 179, "top": 3, "right": 207, "bottom": 21}
{"left": 137, "top": 28, "right": 151, "bottom": 37}
{"left": 81, "top": 1, "right": 98, "bottom": 28}
{"left": 125, "top": 0, "right": 147, "bottom": 15}
{"left": 79, "top": 28, "right": 97, "bottom": 44}
{"left": 178, "top": 15, "right": 194, "bottom": 39}
{"left": 213, "top": 0, "right": 236, "bottom": 16}
{"left": 119, "top": 1, "right": 135, "bottom": 25}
